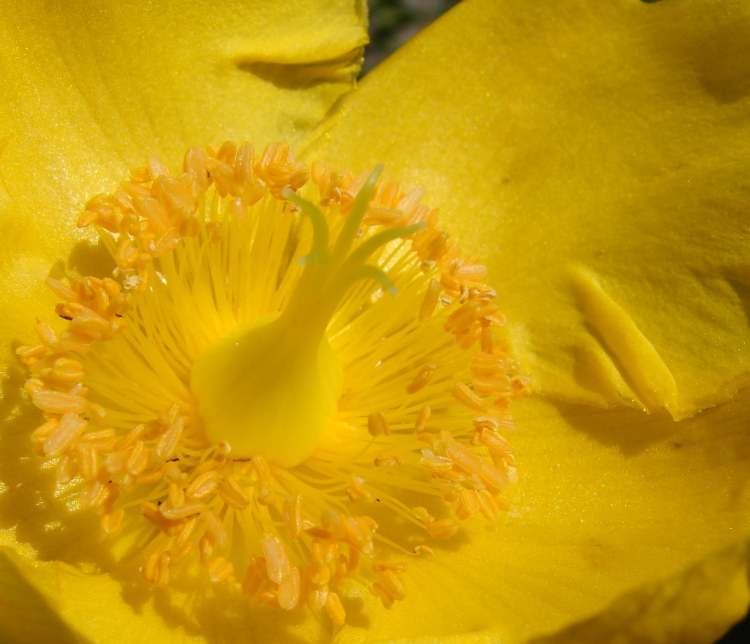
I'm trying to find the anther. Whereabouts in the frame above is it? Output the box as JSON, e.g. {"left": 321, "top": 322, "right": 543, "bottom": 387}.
{"left": 20, "top": 141, "right": 520, "bottom": 628}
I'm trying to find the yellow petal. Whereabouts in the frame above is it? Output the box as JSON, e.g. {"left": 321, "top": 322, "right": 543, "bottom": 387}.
{"left": 0, "top": 0, "right": 367, "bottom": 383}
{"left": 0, "top": 550, "right": 79, "bottom": 644}
{"left": 304, "top": 0, "right": 750, "bottom": 419}
{"left": 0, "top": 545, "right": 196, "bottom": 643}
{"left": 335, "top": 394, "right": 750, "bottom": 642}
{"left": 4, "top": 2, "right": 750, "bottom": 640}
{"left": 0, "top": 542, "right": 325, "bottom": 643}
{"left": 5, "top": 393, "right": 749, "bottom": 641}
{"left": 533, "top": 540, "right": 750, "bottom": 644}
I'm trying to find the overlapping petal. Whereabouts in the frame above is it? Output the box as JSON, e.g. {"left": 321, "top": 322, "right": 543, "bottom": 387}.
{"left": 327, "top": 395, "right": 750, "bottom": 641}
{"left": 0, "top": 551, "right": 78, "bottom": 644}
{"left": 533, "top": 540, "right": 750, "bottom": 644}
{"left": 305, "top": 0, "right": 750, "bottom": 420}
{"left": 303, "top": 0, "right": 750, "bottom": 639}
{"left": 4, "top": 392, "right": 750, "bottom": 642}
{"left": 1, "top": 545, "right": 324, "bottom": 643}
{"left": 0, "top": 0, "right": 367, "bottom": 384}
{"left": 0, "top": 0, "right": 367, "bottom": 639}
{"left": 2, "top": 0, "right": 750, "bottom": 641}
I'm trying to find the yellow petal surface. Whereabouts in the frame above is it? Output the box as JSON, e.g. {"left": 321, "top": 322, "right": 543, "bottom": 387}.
{"left": 0, "top": 0, "right": 366, "bottom": 637}
{"left": 335, "top": 394, "right": 750, "bottom": 642}
{"left": 0, "top": 544, "right": 324, "bottom": 643}
{"left": 0, "top": 550, "right": 79, "bottom": 644}
{"left": 533, "top": 540, "right": 750, "bottom": 644}
{"left": 4, "top": 0, "right": 750, "bottom": 641}
{"left": 0, "top": 0, "right": 367, "bottom": 384}
{"left": 300, "top": 0, "right": 750, "bottom": 639}
{"left": 3, "top": 393, "right": 749, "bottom": 642}
{"left": 304, "top": 0, "right": 750, "bottom": 420}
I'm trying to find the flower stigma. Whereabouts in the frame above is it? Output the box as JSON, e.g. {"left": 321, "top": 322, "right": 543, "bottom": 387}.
{"left": 17, "top": 142, "right": 526, "bottom": 627}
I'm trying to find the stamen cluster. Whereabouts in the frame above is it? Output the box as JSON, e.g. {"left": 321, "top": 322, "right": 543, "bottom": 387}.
{"left": 17, "top": 141, "right": 526, "bottom": 627}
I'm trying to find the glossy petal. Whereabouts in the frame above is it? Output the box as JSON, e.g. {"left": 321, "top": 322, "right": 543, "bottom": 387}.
{"left": 4, "top": 0, "right": 750, "bottom": 641}
{"left": 0, "top": 0, "right": 367, "bottom": 383}
{"left": 0, "top": 0, "right": 366, "bottom": 637}
{"left": 304, "top": 0, "right": 750, "bottom": 419}
{"left": 338, "top": 394, "right": 750, "bottom": 642}
{"left": 0, "top": 551, "right": 79, "bottom": 644}
{"left": 0, "top": 544, "right": 326, "bottom": 643}
{"left": 301, "top": 0, "right": 750, "bottom": 639}
{"left": 4, "top": 394, "right": 749, "bottom": 641}
{"left": 533, "top": 540, "right": 750, "bottom": 644}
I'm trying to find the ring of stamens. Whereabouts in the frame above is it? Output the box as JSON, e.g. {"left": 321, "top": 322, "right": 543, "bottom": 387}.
{"left": 17, "top": 141, "right": 526, "bottom": 627}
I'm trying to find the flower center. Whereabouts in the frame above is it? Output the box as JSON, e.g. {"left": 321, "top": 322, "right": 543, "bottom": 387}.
{"left": 191, "top": 310, "right": 343, "bottom": 466}
{"left": 17, "top": 142, "right": 526, "bottom": 628}
{"left": 191, "top": 167, "right": 423, "bottom": 466}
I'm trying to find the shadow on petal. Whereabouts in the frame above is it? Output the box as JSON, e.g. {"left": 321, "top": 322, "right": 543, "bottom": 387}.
{"left": 531, "top": 539, "right": 750, "bottom": 644}
{"left": 0, "top": 354, "right": 326, "bottom": 643}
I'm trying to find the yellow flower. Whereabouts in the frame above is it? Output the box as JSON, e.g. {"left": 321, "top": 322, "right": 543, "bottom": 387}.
{"left": 1, "top": 1, "right": 749, "bottom": 643}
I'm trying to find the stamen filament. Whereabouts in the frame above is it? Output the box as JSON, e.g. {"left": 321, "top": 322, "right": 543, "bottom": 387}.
{"left": 18, "top": 142, "right": 521, "bottom": 628}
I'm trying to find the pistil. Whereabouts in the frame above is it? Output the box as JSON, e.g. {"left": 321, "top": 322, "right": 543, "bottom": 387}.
{"left": 17, "top": 141, "right": 522, "bottom": 626}
{"left": 190, "top": 166, "right": 424, "bottom": 466}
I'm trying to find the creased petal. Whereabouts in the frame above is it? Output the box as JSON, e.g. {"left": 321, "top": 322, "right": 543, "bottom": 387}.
{"left": 304, "top": 0, "right": 750, "bottom": 419}
{"left": 0, "top": 0, "right": 367, "bottom": 382}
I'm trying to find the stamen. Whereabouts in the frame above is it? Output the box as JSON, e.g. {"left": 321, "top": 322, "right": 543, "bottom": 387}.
{"left": 407, "top": 365, "right": 438, "bottom": 394}
{"left": 420, "top": 278, "right": 441, "bottom": 320}
{"left": 18, "top": 141, "right": 524, "bottom": 628}
{"left": 368, "top": 412, "right": 390, "bottom": 437}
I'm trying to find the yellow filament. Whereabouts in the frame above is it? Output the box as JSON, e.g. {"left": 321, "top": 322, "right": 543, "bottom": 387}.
{"left": 17, "top": 141, "right": 524, "bottom": 628}
{"left": 191, "top": 169, "right": 425, "bottom": 466}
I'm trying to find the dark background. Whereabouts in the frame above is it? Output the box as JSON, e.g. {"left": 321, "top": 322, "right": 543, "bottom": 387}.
{"left": 364, "top": 0, "right": 458, "bottom": 73}
{"left": 364, "top": 1, "right": 749, "bottom": 642}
